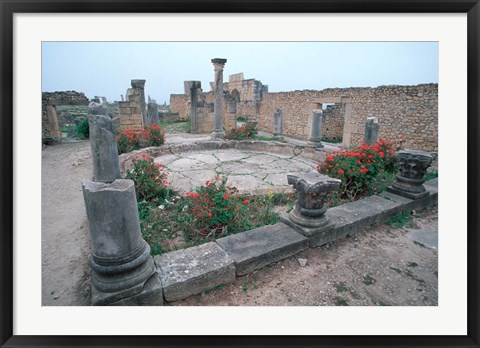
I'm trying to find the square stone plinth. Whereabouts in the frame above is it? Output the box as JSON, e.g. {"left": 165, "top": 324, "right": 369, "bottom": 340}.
{"left": 215, "top": 223, "right": 308, "bottom": 276}
{"left": 155, "top": 242, "right": 235, "bottom": 302}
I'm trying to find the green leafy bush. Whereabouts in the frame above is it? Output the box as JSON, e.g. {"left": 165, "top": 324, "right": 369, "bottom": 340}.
{"left": 75, "top": 118, "right": 90, "bottom": 139}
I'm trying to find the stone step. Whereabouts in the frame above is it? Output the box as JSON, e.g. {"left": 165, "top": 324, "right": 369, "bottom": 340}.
{"left": 155, "top": 242, "right": 235, "bottom": 302}
{"left": 215, "top": 223, "right": 309, "bottom": 276}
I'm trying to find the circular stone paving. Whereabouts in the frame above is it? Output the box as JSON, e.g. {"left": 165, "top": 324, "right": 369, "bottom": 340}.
{"left": 153, "top": 149, "right": 318, "bottom": 194}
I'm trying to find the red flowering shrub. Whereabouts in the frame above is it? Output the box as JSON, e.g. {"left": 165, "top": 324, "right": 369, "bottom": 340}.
{"left": 224, "top": 123, "right": 257, "bottom": 140}
{"left": 117, "top": 125, "right": 166, "bottom": 154}
{"left": 317, "top": 138, "right": 399, "bottom": 200}
{"left": 125, "top": 153, "right": 171, "bottom": 202}
{"left": 180, "top": 176, "right": 245, "bottom": 236}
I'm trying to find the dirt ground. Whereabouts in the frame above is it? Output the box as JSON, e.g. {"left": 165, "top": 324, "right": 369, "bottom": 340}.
{"left": 42, "top": 141, "right": 92, "bottom": 305}
{"left": 41, "top": 141, "right": 438, "bottom": 306}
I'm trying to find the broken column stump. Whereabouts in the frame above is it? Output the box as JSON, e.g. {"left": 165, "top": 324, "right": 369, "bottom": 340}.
{"left": 387, "top": 149, "right": 433, "bottom": 200}
{"left": 364, "top": 116, "right": 380, "bottom": 144}
{"left": 280, "top": 172, "right": 340, "bottom": 247}
{"left": 82, "top": 113, "right": 163, "bottom": 305}
{"left": 273, "top": 109, "right": 284, "bottom": 140}
{"left": 306, "top": 109, "right": 324, "bottom": 149}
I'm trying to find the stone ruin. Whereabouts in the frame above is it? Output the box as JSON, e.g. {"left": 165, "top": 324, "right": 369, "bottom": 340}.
{"left": 170, "top": 59, "right": 438, "bottom": 152}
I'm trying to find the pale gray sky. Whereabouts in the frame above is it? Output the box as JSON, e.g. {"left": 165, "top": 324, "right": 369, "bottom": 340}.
{"left": 42, "top": 42, "right": 438, "bottom": 104}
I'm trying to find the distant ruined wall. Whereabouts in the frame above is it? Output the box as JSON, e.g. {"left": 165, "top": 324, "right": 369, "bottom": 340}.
{"left": 258, "top": 84, "right": 438, "bottom": 152}
{"left": 169, "top": 73, "right": 437, "bottom": 151}
{"left": 42, "top": 91, "right": 89, "bottom": 106}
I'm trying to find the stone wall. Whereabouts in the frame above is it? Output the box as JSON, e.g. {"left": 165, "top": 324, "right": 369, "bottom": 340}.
{"left": 169, "top": 73, "right": 437, "bottom": 151}
{"left": 321, "top": 104, "right": 345, "bottom": 141}
{"left": 170, "top": 94, "right": 189, "bottom": 120}
{"left": 117, "top": 89, "right": 143, "bottom": 131}
{"left": 42, "top": 91, "right": 89, "bottom": 105}
{"left": 159, "top": 111, "right": 180, "bottom": 122}
{"left": 258, "top": 84, "right": 438, "bottom": 152}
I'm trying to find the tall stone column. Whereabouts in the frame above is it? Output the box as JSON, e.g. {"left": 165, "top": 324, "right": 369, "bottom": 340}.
{"left": 364, "top": 116, "right": 380, "bottom": 144}
{"left": 387, "top": 150, "right": 433, "bottom": 199}
{"left": 82, "top": 112, "right": 163, "bottom": 305}
{"left": 307, "top": 109, "right": 324, "bottom": 149}
{"left": 131, "top": 79, "right": 147, "bottom": 127}
{"left": 273, "top": 109, "right": 284, "bottom": 139}
{"left": 211, "top": 58, "right": 227, "bottom": 138}
{"left": 185, "top": 81, "right": 201, "bottom": 133}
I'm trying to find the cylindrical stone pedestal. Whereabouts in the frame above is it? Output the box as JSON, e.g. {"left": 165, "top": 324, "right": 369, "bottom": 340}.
{"left": 387, "top": 150, "right": 433, "bottom": 199}
{"left": 82, "top": 179, "right": 156, "bottom": 294}
{"left": 211, "top": 58, "right": 227, "bottom": 138}
{"left": 307, "top": 109, "right": 324, "bottom": 149}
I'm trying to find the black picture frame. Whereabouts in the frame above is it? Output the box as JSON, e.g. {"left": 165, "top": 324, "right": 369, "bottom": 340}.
{"left": 1, "top": 1, "right": 479, "bottom": 347}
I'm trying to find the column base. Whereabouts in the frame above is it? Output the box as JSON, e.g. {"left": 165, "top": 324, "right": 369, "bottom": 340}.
{"left": 306, "top": 141, "right": 324, "bottom": 149}
{"left": 279, "top": 213, "right": 335, "bottom": 247}
{"left": 386, "top": 185, "right": 429, "bottom": 200}
{"left": 211, "top": 130, "right": 224, "bottom": 139}
{"left": 92, "top": 272, "right": 164, "bottom": 306}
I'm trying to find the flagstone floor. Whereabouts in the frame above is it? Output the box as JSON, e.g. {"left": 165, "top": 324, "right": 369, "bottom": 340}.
{"left": 153, "top": 149, "right": 319, "bottom": 194}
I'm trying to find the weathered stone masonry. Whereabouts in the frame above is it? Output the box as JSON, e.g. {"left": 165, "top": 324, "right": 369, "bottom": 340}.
{"left": 170, "top": 71, "right": 437, "bottom": 152}
{"left": 257, "top": 84, "right": 438, "bottom": 152}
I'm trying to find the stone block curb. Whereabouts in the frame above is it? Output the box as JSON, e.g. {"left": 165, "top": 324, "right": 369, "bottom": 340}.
{"left": 215, "top": 223, "right": 309, "bottom": 276}
{"left": 155, "top": 242, "right": 235, "bottom": 302}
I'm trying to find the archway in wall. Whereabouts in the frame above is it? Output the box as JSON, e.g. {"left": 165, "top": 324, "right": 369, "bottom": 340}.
{"left": 312, "top": 96, "right": 352, "bottom": 148}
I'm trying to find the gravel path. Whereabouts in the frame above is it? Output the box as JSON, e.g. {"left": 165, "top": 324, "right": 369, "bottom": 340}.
{"left": 42, "top": 141, "right": 92, "bottom": 305}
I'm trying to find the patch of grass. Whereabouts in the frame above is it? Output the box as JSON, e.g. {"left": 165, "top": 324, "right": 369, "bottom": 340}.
{"left": 386, "top": 212, "right": 413, "bottom": 228}
{"left": 242, "top": 280, "right": 249, "bottom": 293}
{"left": 333, "top": 281, "right": 348, "bottom": 293}
{"left": 334, "top": 297, "right": 349, "bottom": 306}
{"left": 159, "top": 119, "right": 191, "bottom": 133}
{"left": 363, "top": 274, "right": 376, "bottom": 286}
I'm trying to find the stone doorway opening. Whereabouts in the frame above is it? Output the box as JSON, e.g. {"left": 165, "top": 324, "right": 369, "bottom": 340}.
{"left": 312, "top": 96, "right": 352, "bottom": 148}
